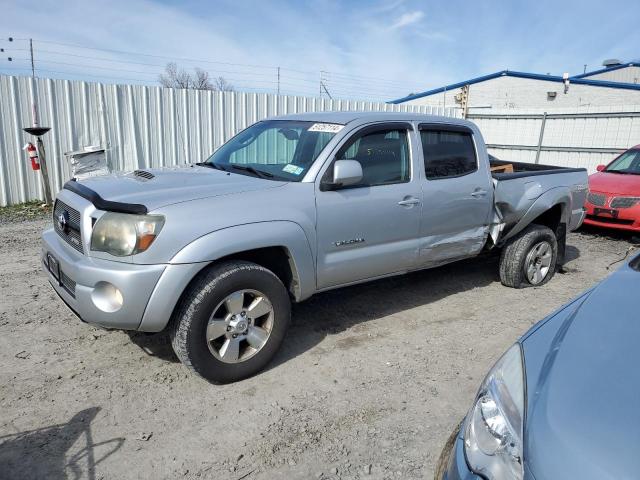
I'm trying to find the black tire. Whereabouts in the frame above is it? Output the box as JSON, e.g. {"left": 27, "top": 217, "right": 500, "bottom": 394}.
{"left": 499, "top": 223, "right": 558, "bottom": 288}
{"left": 433, "top": 421, "right": 462, "bottom": 480}
{"left": 170, "top": 260, "right": 291, "bottom": 384}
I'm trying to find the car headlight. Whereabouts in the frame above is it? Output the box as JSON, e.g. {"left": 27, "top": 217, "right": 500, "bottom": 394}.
{"left": 91, "top": 212, "right": 165, "bottom": 256}
{"left": 464, "top": 344, "right": 525, "bottom": 480}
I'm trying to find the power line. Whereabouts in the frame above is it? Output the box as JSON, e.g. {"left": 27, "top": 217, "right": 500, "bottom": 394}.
{"left": 4, "top": 37, "right": 419, "bottom": 91}
{"left": 2, "top": 37, "right": 415, "bottom": 100}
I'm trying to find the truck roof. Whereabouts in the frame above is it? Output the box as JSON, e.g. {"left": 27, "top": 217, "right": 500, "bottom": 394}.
{"left": 271, "top": 110, "right": 470, "bottom": 127}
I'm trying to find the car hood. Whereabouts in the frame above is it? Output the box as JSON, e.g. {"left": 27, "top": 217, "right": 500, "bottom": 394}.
{"left": 74, "top": 165, "right": 286, "bottom": 211}
{"left": 523, "top": 261, "right": 640, "bottom": 480}
{"left": 589, "top": 171, "right": 640, "bottom": 196}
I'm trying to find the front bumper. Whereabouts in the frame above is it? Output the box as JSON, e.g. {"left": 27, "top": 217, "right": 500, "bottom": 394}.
{"left": 583, "top": 200, "right": 640, "bottom": 232}
{"left": 42, "top": 227, "right": 166, "bottom": 330}
{"left": 441, "top": 430, "right": 482, "bottom": 480}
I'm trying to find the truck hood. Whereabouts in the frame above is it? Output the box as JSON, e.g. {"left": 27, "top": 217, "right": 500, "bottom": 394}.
{"left": 588, "top": 171, "right": 640, "bottom": 196}
{"left": 524, "top": 262, "right": 640, "bottom": 480}
{"left": 75, "top": 165, "right": 286, "bottom": 211}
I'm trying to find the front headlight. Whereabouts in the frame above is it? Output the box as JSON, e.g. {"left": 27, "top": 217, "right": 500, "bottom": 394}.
{"left": 91, "top": 212, "right": 165, "bottom": 256}
{"left": 464, "top": 344, "right": 525, "bottom": 480}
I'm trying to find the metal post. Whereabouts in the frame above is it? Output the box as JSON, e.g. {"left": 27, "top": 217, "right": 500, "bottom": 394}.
{"left": 29, "top": 39, "right": 35, "bottom": 78}
{"left": 29, "top": 39, "right": 39, "bottom": 126}
{"left": 276, "top": 66, "right": 280, "bottom": 96}
{"left": 534, "top": 112, "right": 547, "bottom": 164}
{"left": 36, "top": 136, "right": 53, "bottom": 205}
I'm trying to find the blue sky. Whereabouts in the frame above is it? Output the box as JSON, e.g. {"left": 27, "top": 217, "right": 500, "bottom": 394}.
{"left": 1, "top": 0, "right": 639, "bottom": 100}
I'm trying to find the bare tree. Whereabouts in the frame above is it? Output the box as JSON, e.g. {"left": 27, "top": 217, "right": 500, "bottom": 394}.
{"left": 212, "top": 76, "right": 235, "bottom": 92}
{"left": 159, "top": 63, "right": 234, "bottom": 91}
{"left": 193, "top": 68, "right": 213, "bottom": 90}
{"left": 159, "top": 63, "right": 191, "bottom": 89}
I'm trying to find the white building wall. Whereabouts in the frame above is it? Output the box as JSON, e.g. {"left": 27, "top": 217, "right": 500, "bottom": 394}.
{"left": 471, "top": 106, "right": 640, "bottom": 173}
{"left": 403, "top": 76, "right": 640, "bottom": 110}
{"left": 583, "top": 66, "right": 640, "bottom": 84}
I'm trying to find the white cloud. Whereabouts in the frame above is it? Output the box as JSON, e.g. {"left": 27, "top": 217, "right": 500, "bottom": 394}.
{"left": 0, "top": 1, "right": 449, "bottom": 101}
{"left": 390, "top": 11, "right": 424, "bottom": 29}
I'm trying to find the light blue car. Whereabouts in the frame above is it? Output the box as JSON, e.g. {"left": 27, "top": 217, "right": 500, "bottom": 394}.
{"left": 440, "top": 252, "right": 640, "bottom": 480}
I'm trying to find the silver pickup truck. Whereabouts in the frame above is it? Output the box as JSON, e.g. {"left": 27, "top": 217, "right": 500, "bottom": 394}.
{"left": 42, "top": 112, "right": 587, "bottom": 383}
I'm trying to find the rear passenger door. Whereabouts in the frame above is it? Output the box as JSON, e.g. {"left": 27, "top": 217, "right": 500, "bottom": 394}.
{"left": 315, "top": 123, "right": 422, "bottom": 289}
{"left": 417, "top": 124, "right": 493, "bottom": 266}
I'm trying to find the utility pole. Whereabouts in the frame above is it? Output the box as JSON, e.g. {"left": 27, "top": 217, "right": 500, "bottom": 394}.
{"left": 320, "top": 82, "right": 333, "bottom": 100}
{"left": 276, "top": 66, "right": 280, "bottom": 96}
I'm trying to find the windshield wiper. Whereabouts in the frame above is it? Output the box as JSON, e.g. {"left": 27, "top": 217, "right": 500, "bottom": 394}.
{"left": 197, "top": 162, "right": 228, "bottom": 172}
{"left": 231, "top": 165, "right": 274, "bottom": 179}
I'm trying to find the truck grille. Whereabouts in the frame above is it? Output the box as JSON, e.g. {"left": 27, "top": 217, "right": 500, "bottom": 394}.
{"left": 586, "top": 214, "right": 634, "bottom": 226}
{"left": 587, "top": 192, "right": 607, "bottom": 207}
{"left": 610, "top": 197, "right": 639, "bottom": 209}
{"left": 53, "top": 200, "right": 84, "bottom": 253}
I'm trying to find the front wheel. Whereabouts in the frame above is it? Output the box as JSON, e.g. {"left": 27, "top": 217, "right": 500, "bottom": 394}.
{"left": 499, "top": 224, "right": 558, "bottom": 288}
{"left": 170, "top": 260, "right": 291, "bottom": 384}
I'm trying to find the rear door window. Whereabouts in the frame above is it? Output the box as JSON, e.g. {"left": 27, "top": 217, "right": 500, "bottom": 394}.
{"left": 420, "top": 129, "right": 477, "bottom": 179}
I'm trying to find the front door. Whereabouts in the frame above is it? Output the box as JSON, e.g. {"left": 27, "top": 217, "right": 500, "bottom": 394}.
{"left": 315, "top": 124, "right": 422, "bottom": 289}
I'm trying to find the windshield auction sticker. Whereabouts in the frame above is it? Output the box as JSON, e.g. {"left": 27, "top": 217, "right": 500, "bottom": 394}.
{"left": 308, "top": 123, "right": 344, "bottom": 133}
{"left": 283, "top": 164, "right": 304, "bottom": 175}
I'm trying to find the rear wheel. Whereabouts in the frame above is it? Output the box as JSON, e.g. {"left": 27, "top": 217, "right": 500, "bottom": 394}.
{"left": 499, "top": 224, "right": 558, "bottom": 288}
{"left": 170, "top": 260, "right": 291, "bottom": 383}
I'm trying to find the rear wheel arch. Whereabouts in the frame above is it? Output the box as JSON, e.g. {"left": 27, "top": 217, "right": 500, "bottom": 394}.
{"left": 502, "top": 188, "right": 572, "bottom": 244}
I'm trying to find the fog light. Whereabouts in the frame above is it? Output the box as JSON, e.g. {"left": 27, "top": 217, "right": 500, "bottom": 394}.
{"left": 91, "top": 282, "right": 124, "bottom": 312}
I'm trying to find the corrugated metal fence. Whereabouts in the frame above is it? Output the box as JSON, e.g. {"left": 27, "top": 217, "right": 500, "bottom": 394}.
{"left": 0, "top": 75, "right": 457, "bottom": 206}
{"left": 468, "top": 106, "right": 640, "bottom": 171}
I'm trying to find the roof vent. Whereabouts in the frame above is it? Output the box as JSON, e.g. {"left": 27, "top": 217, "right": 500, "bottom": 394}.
{"left": 132, "top": 169, "right": 155, "bottom": 180}
{"left": 602, "top": 58, "right": 622, "bottom": 68}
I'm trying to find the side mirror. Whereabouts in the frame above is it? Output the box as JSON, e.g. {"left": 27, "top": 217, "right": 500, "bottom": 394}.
{"left": 331, "top": 160, "right": 363, "bottom": 188}
{"left": 596, "top": 164, "right": 606, "bottom": 172}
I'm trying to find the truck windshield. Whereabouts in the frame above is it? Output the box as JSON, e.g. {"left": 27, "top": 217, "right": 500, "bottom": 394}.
{"left": 205, "top": 120, "right": 341, "bottom": 181}
{"left": 605, "top": 149, "right": 640, "bottom": 175}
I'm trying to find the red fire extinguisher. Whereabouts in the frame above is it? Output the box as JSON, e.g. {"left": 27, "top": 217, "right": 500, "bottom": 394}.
{"left": 24, "top": 142, "right": 40, "bottom": 170}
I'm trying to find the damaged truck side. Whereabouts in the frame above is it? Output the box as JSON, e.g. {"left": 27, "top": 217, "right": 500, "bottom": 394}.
{"left": 42, "top": 112, "right": 588, "bottom": 383}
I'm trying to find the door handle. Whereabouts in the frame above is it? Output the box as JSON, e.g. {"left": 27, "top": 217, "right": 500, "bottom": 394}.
{"left": 398, "top": 196, "right": 421, "bottom": 207}
{"left": 470, "top": 189, "right": 488, "bottom": 198}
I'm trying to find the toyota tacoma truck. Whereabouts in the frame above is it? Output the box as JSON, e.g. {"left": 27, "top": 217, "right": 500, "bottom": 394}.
{"left": 42, "top": 112, "right": 588, "bottom": 383}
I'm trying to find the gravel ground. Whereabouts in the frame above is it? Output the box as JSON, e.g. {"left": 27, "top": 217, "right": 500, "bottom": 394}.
{"left": 0, "top": 217, "right": 636, "bottom": 480}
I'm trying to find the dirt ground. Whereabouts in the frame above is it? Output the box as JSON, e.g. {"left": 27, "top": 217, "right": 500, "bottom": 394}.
{"left": 0, "top": 216, "right": 637, "bottom": 480}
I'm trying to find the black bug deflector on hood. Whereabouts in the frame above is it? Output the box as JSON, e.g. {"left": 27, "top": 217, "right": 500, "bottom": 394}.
{"left": 63, "top": 179, "right": 148, "bottom": 214}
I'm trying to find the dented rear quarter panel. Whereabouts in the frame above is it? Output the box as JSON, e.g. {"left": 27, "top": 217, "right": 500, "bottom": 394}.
{"left": 493, "top": 170, "right": 588, "bottom": 242}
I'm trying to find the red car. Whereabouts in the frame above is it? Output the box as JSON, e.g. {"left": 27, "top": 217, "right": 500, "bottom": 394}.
{"left": 584, "top": 145, "right": 640, "bottom": 232}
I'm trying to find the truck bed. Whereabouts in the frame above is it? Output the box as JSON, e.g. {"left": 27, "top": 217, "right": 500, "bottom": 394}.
{"left": 489, "top": 158, "right": 588, "bottom": 242}
{"left": 489, "top": 158, "right": 586, "bottom": 180}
